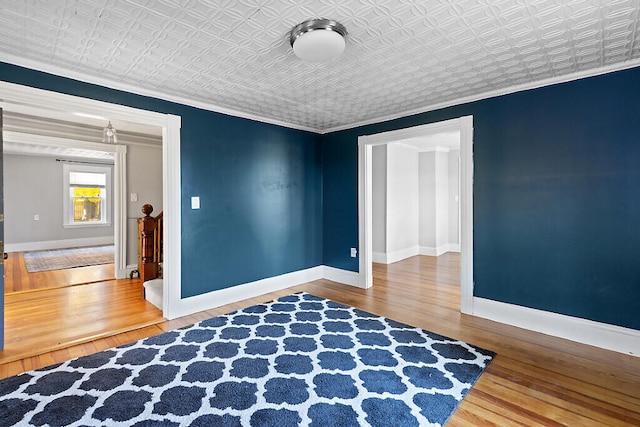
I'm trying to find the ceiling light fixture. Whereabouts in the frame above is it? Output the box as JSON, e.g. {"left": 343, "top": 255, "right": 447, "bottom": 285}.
{"left": 289, "top": 18, "right": 348, "bottom": 63}
{"left": 103, "top": 121, "right": 118, "bottom": 144}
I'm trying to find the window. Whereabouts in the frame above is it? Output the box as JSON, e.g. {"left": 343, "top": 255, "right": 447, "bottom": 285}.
{"left": 63, "top": 164, "right": 112, "bottom": 227}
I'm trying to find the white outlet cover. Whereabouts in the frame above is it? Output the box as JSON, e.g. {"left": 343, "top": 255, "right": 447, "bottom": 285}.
{"left": 191, "top": 196, "right": 200, "bottom": 209}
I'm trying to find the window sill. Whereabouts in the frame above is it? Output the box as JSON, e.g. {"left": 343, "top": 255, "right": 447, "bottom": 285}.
{"left": 63, "top": 222, "right": 112, "bottom": 229}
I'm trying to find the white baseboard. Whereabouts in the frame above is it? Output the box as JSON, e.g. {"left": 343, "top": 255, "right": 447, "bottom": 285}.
{"left": 167, "top": 264, "right": 640, "bottom": 357}
{"left": 447, "top": 243, "right": 461, "bottom": 253}
{"left": 372, "top": 251, "right": 388, "bottom": 264}
{"left": 419, "top": 243, "right": 460, "bottom": 256}
{"left": 473, "top": 297, "right": 640, "bottom": 357}
{"left": 5, "top": 236, "right": 115, "bottom": 253}
{"left": 374, "top": 244, "right": 461, "bottom": 263}
{"left": 373, "top": 246, "right": 419, "bottom": 264}
{"left": 167, "top": 266, "right": 325, "bottom": 319}
{"left": 323, "top": 266, "right": 364, "bottom": 288}
{"left": 116, "top": 264, "right": 139, "bottom": 280}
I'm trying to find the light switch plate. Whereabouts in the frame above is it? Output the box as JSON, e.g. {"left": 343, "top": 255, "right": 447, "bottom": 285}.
{"left": 191, "top": 196, "right": 200, "bottom": 209}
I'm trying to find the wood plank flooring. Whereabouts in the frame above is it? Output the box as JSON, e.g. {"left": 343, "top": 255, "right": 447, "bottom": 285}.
{"left": 1, "top": 278, "right": 164, "bottom": 364}
{"left": 2, "top": 253, "right": 639, "bottom": 425}
{"left": 4, "top": 251, "right": 116, "bottom": 294}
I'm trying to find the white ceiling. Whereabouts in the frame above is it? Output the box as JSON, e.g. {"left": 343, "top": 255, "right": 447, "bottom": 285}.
{"left": 0, "top": 1, "right": 639, "bottom": 134}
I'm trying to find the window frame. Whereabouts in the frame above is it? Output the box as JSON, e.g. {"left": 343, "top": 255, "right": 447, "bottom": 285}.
{"left": 62, "top": 163, "right": 113, "bottom": 228}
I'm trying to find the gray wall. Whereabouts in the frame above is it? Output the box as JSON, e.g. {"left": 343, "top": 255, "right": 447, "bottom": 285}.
{"left": 373, "top": 145, "right": 460, "bottom": 262}
{"left": 386, "top": 144, "right": 419, "bottom": 254}
{"left": 418, "top": 149, "right": 459, "bottom": 250}
{"left": 126, "top": 144, "right": 163, "bottom": 266}
{"left": 448, "top": 149, "right": 460, "bottom": 245}
{"left": 4, "top": 154, "right": 114, "bottom": 246}
{"left": 372, "top": 145, "right": 387, "bottom": 254}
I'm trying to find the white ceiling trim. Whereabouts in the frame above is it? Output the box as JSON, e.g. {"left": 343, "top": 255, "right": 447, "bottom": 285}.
{"left": 4, "top": 130, "right": 118, "bottom": 153}
{"left": 0, "top": 52, "right": 318, "bottom": 134}
{"left": 2, "top": 54, "right": 640, "bottom": 135}
{"left": 323, "top": 58, "right": 640, "bottom": 134}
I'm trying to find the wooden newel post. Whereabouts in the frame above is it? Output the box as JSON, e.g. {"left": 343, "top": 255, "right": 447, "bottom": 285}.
{"left": 138, "top": 204, "right": 158, "bottom": 282}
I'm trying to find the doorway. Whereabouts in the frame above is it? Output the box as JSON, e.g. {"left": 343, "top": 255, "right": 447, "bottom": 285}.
{"left": 358, "top": 116, "right": 474, "bottom": 313}
{"left": 0, "top": 81, "right": 182, "bottom": 352}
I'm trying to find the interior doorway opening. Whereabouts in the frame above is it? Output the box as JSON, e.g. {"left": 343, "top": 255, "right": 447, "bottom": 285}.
{"left": 0, "top": 81, "right": 182, "bottom": 355}
{"left": 358, "top": 116, "right": 474, "bottom": 313}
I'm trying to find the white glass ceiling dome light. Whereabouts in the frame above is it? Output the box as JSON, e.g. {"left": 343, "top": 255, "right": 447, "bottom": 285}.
{"left": 290, "top": 18, "right": 348, "bottom": 63}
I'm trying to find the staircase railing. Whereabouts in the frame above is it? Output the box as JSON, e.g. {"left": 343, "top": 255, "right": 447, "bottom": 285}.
{"left": 137, "top": 204, "right": 163, "bottom": 282}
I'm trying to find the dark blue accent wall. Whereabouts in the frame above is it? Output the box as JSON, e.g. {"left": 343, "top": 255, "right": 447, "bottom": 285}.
{"left": 0, "top": 62, "right": 323, "bottom": 298}
{"left": 322, "top": 67, "right": 640, "bottom": 330}
{"left": 180, "top": 111, "right": 322, "bottom": 297}
{"left": 3, "top": 61, "right": 640, "bottom": 331}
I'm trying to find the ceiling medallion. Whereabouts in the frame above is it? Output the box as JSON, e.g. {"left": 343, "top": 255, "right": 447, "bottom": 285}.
{"left": 289, "top": 18, "right": 348, "bottom": 63}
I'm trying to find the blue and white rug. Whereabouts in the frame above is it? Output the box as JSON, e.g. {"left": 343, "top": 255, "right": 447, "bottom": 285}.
{"left": 0, "top": 293, "right": 494, "bottom": 426}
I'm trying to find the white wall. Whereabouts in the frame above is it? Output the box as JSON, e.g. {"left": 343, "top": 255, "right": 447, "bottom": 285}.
{"left": 386, "top": 144, "right": 420, "bottom": 256}
{"left": 448, "top": 149, "right": 460, "bottom": 246}
{"left": 126, "top": 144, "right": 163, "bottom": 266}
{"left": 373, "top": 144, "right": 460, "bottom": 264}
{"left": 434, "top": 150, "right": 450, "bottom": 249}
{"left": 4, "top": 154, "right": 114, "bottom": 250}
{"left": 419, "top": 151, "right": 437, "bottom": 248}
{"left": 372, "top": 145, "right": 387, "bottom": 254}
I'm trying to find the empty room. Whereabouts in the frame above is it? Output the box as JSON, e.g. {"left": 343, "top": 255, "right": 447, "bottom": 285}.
{"left": 0, "top": 1, "right": 639, "bottom": 426}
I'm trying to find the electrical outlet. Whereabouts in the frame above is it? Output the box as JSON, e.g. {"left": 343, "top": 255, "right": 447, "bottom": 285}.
{"left": 34, "top": 214, "right": 40, "bottom": 221}
{"left": 350, "top": 247, "right": 357, "bottom": 258}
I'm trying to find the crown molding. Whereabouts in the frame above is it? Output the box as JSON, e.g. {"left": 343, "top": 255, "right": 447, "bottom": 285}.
{"left": 3, "top": 54, "right": 639, "bottom": 136}
{"left": 323, "top": 58, "right": 640, "bottom": 134}
{"left": 0, "top": 54, "right": 317, "bottom": 134}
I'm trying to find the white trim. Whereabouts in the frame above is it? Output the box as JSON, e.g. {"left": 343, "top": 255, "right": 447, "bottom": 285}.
{"left": 358, "top": 144, "right": 373, "bottom": 289}
{"left": 3, "top": 55, "right": 640, "bottom": 135}
{"left": 125, "top": 264, "right": 139, "bottom": 276}
{"left": 0, "top": 81, "right": 171, "bottom": 128}
{"left": 323, "top": 58, "right": 640, "bottom": 134}
{"left": 448, "top": 243, "right": 460, "bottom": 253}
{"left": 0, "top": 54, "right": 318, "bottom": 134}
{"left": 473, "top": 297, "right": 640, "bottom": 357}
{"left": 165, "top": 265, "right": 368, "bottom": 319}
{"left": 386, "top": 246, "right": 420, "bottom": 264}
{"left": 62, "top": 163, "right": 112, "bottom": 227}
{"left": 162, "top": 115, "right": 182, "bottom": 319}
{"left": 3, "top": 131, "right": 120, "bottom": 154}
{"left": 167, "top": 267, "right": 325, "bottom": 320}
{"left": 6, "top": 236, "right": 114, "bottom": 253}
{"left": 113, "top": 146, "right": 128, "bottom": 278}
{"left": 372, "top": 252, "right": 388, "bottom": 264}
{"left": 0, "top": 80, "right": 182, "bottom": 321}
{"left": 358, "top": 117, "right": 474, "bottom": 313}
{"left": 459, "top": 116, "right": 474, "bottom": 314}
{"left": 373, "top": 245, "right": 460, "bottom": 263}
{"left": 419, "top": 244, "right": 460, "bottom": 257}
{"left": 323, "top": 266, "right": 363, "bottom": 288}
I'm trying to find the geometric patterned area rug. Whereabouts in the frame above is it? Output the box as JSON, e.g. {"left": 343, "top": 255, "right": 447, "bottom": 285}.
{"left": 0, "top": 292, "right": 495, "bottom": 427}
{"left": 23, "top": 245, "right": 114, "bottom": 273}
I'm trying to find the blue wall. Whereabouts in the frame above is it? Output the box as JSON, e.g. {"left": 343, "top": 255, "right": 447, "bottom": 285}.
{"left": 322, "top": 67, "right": 640, "bottom": 330}
{"left": 3, "top": 61, "right": 640, "bottom": 331}
{"left": 0, "top": 62, "right": 323, "bottom": 298}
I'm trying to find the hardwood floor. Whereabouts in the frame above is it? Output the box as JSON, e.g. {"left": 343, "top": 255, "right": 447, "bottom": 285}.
{"left": 1, "top": 254, "right": 639, "bottom": 425}
{"left": 4, "top": 251, "right": 116, "bottom": 294}
{"left": 1, "top": 251, "right": 163, "bottom": 364}
{"left": 1, "top": 278, "right": 164, "bottom": 364}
